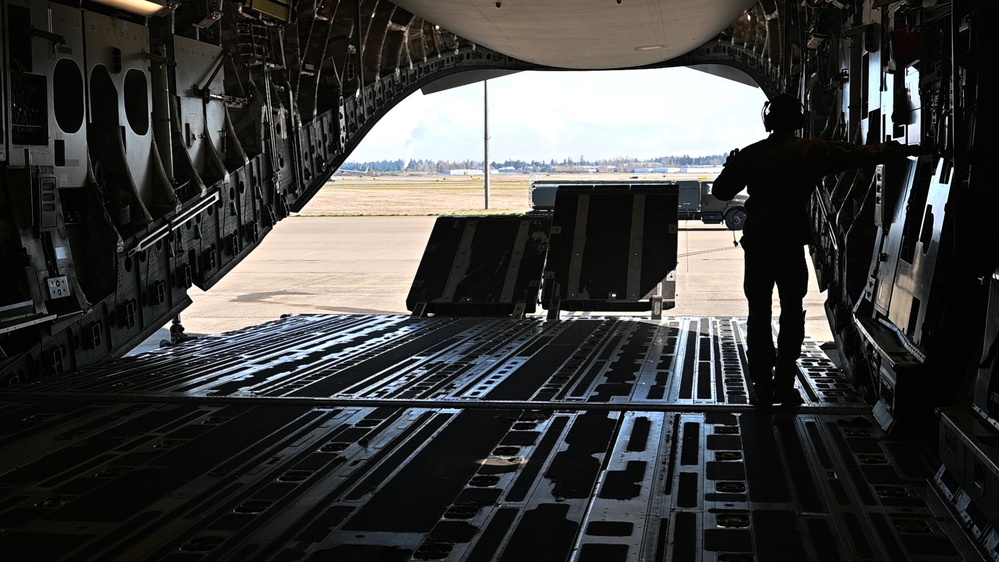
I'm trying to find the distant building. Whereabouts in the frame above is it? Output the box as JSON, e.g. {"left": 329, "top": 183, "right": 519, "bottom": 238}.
{"left": 682, "top": 165, "right": 724, "bottom": 174}
{"left": 447, "top": 169, "right": 497, "bottom": 176}
{"left": 631, "top": 166, "right": 681, "bottom": 173}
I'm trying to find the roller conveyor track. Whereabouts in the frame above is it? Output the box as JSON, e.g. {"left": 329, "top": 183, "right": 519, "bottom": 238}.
{"left": 0, "top": 315, "right": 983, "bottom": 561}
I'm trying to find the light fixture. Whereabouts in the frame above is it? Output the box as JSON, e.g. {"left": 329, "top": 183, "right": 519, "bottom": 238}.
{"left": 636, "top": 45, "right": 664, "bottom": 51}
{"left": 91, "top": 0, "right": 174, "bottom": 17}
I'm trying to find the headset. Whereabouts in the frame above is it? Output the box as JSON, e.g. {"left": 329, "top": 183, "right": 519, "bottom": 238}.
{"left": 762, "top": 93, "right": 806, "bottom": 132}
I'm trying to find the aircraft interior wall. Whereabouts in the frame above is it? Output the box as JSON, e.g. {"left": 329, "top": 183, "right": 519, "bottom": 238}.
{"left": 0, "top": 0, "right": 536, "bottom": 382}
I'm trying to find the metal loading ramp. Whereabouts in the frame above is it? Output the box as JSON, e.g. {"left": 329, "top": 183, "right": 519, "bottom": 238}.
{"left": 0, "top": 314, "right": 982, "bottom": 561}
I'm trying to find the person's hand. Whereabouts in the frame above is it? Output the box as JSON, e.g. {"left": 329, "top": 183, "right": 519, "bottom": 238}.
{"left": 724, "top": 148, "right": 740, "bottom": 166}
{"left": 908, "top": 142, "right": 936, "bottom": 157}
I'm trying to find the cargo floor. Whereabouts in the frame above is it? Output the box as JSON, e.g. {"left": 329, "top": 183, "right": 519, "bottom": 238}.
{"left": 0, "top": 315, "right": 983, "bottom": 561}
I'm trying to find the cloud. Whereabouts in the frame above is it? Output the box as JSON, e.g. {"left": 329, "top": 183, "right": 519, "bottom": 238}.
{"left": 347, "top": 67, "right": 768, "bottom": 162}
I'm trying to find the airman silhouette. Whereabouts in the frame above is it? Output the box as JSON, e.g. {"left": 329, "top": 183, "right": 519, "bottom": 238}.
{"left": 712, "top": 93, "right": 925, "bottom": 406}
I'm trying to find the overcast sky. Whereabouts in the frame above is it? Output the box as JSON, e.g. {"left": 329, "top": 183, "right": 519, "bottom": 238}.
{"left": 346, "top": 67, "right": 769, "bottom": 164}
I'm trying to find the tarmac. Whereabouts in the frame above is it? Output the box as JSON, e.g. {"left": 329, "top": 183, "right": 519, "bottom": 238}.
{"left": 130, "top": 216, "right": 834, "bottom": 354}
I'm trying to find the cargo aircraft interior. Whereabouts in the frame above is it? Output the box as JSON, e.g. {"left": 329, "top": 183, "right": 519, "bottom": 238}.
{"left": 1, "top": 0, "right": 998, "bottom": 560}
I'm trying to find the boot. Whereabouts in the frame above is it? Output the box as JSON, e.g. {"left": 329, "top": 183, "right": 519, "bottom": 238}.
{"left": 772, "top": 360, "right": 803, "bottom": 406}
{"left": 772, "top": 386, "right": 804, "bottom": 406}
{"left": 750, "top": 381, "right": 773, "bottom": 407}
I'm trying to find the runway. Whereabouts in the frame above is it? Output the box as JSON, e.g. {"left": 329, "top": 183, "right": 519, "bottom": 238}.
{"left": 133, "top": 217, "right": 831, "bottom": 353}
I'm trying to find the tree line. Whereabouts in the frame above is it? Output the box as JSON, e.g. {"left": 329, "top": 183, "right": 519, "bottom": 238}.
{"left": 341, "top": 154, "right": 726, "bottom": 174}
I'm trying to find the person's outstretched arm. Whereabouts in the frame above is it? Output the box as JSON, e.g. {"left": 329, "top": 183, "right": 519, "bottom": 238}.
{"left": 815, "top": 140, "right": 925, "bottom": 176}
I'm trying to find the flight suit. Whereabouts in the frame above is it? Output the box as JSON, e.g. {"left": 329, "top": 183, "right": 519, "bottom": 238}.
{"left": 712, "top": 132, "right": 917, "bottom": 404}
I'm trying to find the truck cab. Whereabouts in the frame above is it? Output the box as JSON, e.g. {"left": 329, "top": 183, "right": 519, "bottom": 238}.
{"left": 676, "top": 180, "right": 747, "bottom": 230}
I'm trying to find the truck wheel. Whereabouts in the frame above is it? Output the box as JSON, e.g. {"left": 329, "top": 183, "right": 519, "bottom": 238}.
{"left": 725, "top": 209, "right": 746, "bottom": 230}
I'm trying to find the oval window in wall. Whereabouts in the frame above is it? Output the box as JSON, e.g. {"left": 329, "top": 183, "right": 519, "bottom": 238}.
{"left": 53, "top": 58, "right": 85, "bottom": 134}
{"left": 123, "top": 69, "right": 149, "bottom": 136}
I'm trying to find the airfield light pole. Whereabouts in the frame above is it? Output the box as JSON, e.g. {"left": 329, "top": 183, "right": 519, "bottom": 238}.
{"left": 484, "top": 80, "right": 490, "bottom": 210}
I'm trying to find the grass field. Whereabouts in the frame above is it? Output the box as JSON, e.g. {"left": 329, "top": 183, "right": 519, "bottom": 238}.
{"left": 297, "top": 172, "right": 718, "bottom": 216}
